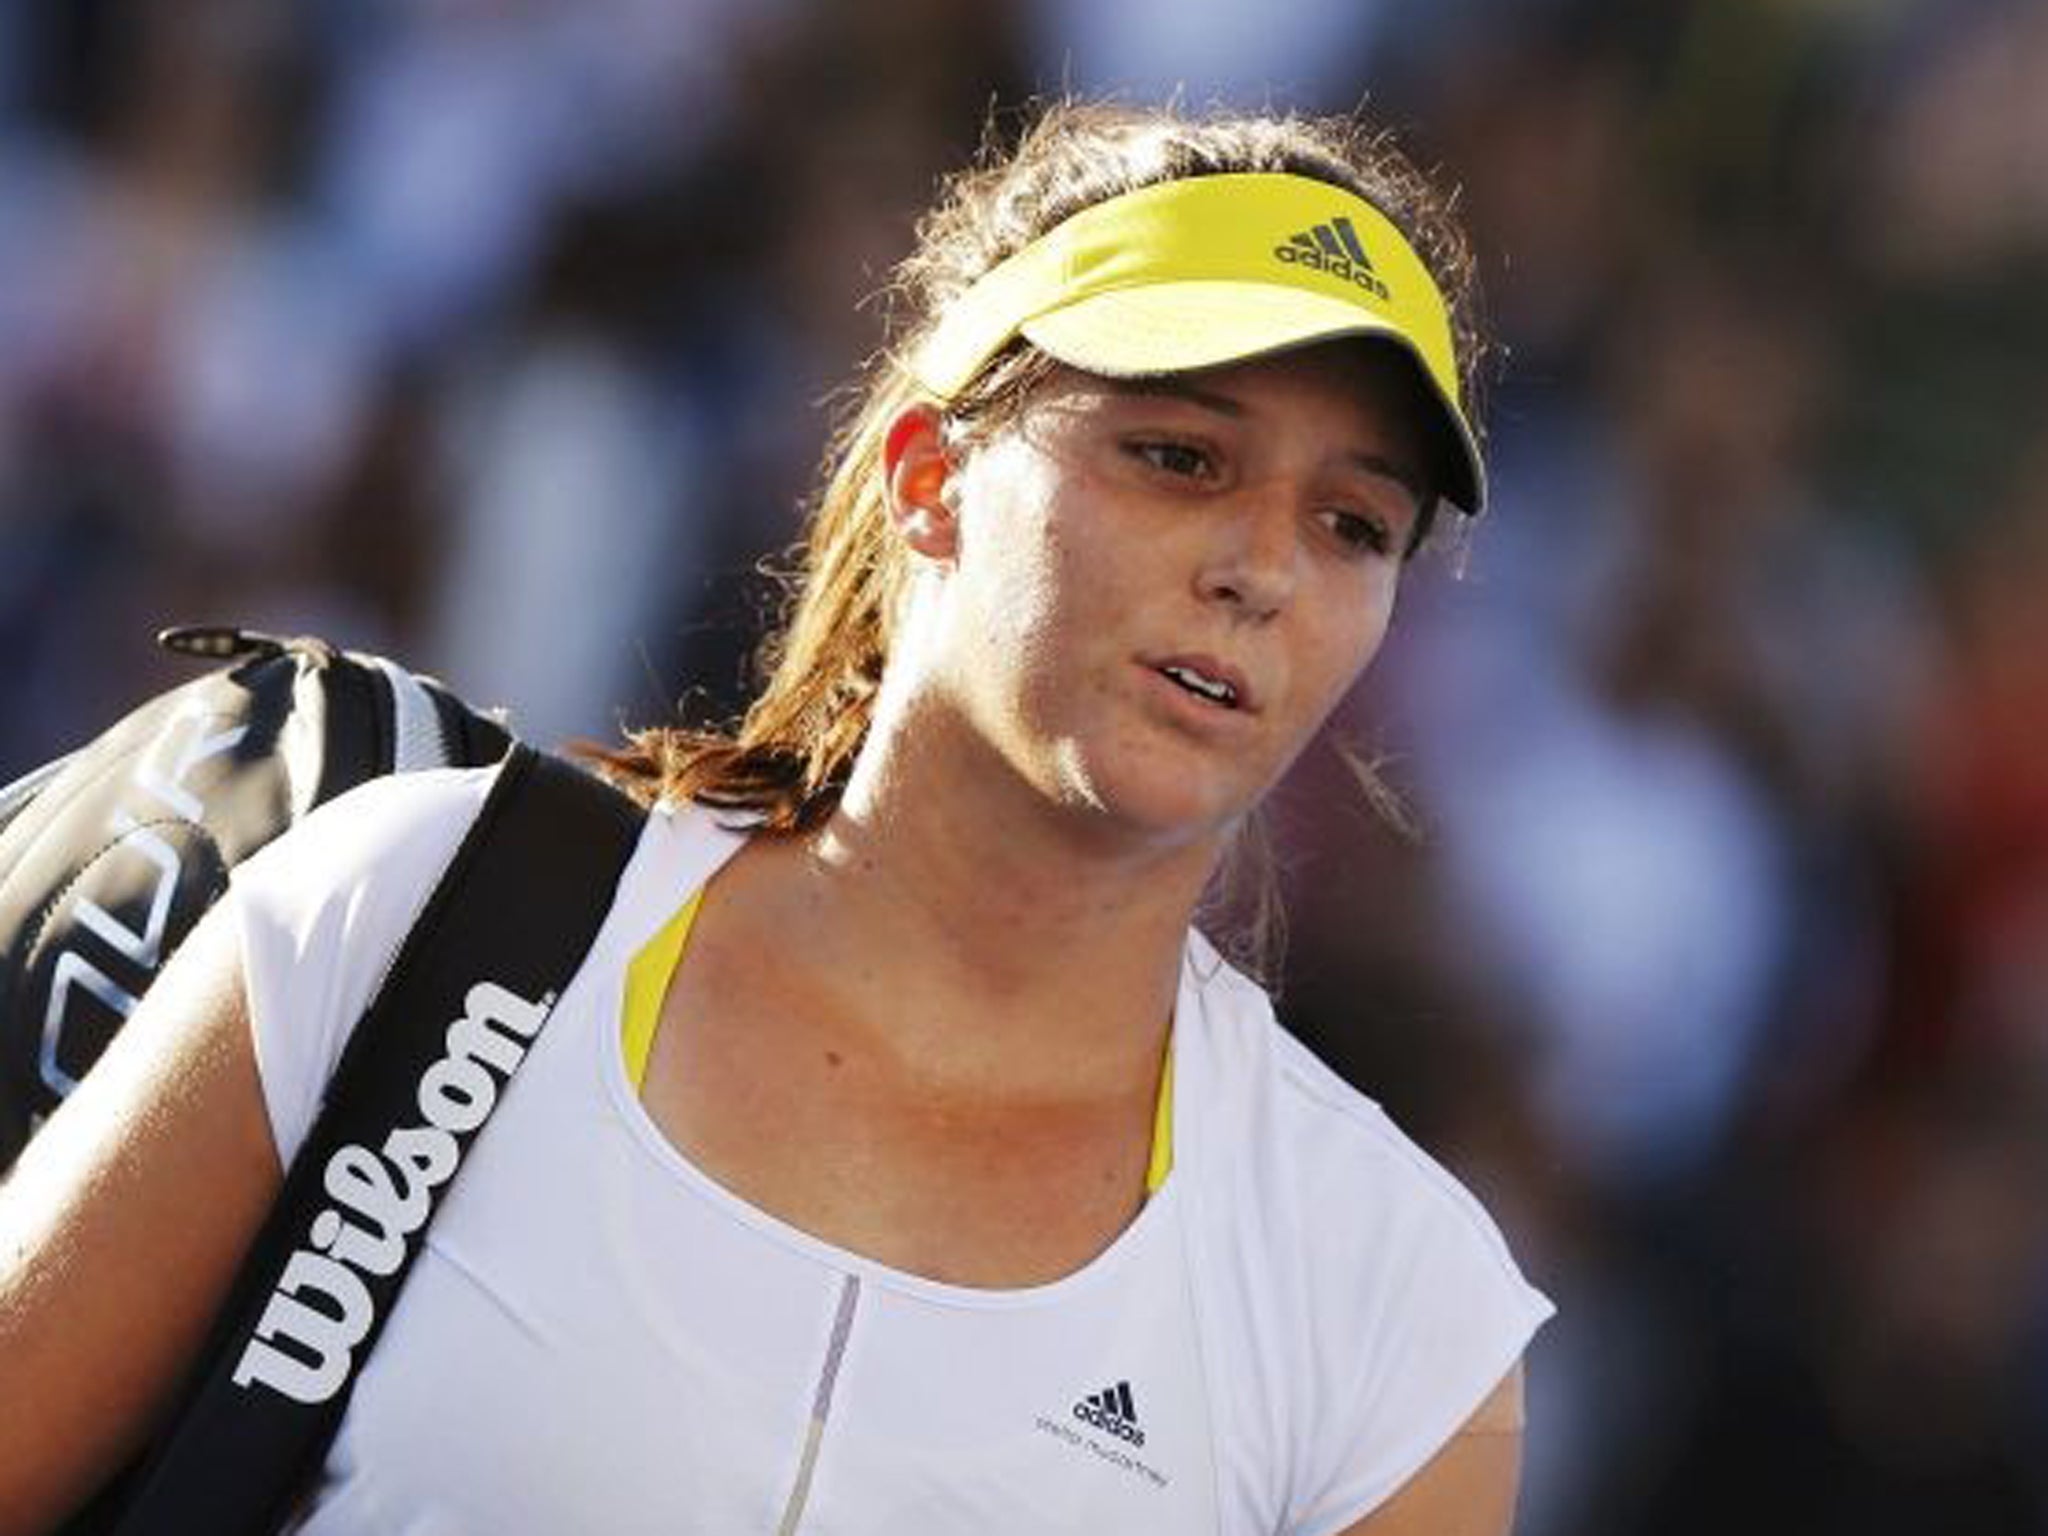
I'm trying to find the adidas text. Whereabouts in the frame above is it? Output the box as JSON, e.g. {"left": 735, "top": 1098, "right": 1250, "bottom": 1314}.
{"left": 1073, "top": 1400, "right": 1146, "bottom": 1445}
{"left": 1272, "top": 241, "right": 1391, "bottom": 302}
{"left": 1073, "top": 1382, "right": 1147, "bottom": 1447}
{"left": 228, "top": 981, "right": 548, "bottom": 1405}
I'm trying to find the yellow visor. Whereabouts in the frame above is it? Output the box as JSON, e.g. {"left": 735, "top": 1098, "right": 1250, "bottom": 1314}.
{"left": 911, "top": 172, "right": 1484, "bottom": 515}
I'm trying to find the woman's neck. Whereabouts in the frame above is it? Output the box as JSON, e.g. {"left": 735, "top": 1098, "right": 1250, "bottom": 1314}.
{"left": 754, "top": 710, "right": 1217, "bottom": 1098}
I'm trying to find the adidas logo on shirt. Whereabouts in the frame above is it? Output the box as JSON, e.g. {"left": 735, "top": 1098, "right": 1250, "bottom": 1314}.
{"left": 1273, "top": 215, "right": 1391, "bottom": 301}
{"left": 1072, "top": 1380, "right": 1147, "bottom": 1447}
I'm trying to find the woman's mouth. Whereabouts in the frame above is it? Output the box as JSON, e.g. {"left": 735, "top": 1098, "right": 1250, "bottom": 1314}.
{"left": 1158, "top": 663, "right": 1238, "bottom": 707}
{"left": 1147, "top": 655, "right": 1254, "bottom": 712}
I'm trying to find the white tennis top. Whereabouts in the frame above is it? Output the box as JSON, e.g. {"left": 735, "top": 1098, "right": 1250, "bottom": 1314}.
{"left": 231, "top": 766, "right": 1552, "bottom": 1535}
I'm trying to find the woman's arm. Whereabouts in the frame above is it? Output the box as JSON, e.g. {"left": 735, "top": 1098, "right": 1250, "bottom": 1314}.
{"left": 0, "top": 902, "right": 283, "bottom": 1536}
{"left": 1335, "top": 1361, "right": 1527, "bottom": 1536}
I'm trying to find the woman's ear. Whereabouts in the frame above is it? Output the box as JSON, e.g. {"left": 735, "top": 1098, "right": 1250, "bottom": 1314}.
{"left": 883, "top": 404, "right": 960, "bottom": 561}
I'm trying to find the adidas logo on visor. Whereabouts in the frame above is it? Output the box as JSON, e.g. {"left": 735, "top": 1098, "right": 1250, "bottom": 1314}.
{"left": 1273, "top": 215, "right": 1391, "bottom": 302}
{"left": 1072, "top": 1379, "right": 1146, "bottom": 1447}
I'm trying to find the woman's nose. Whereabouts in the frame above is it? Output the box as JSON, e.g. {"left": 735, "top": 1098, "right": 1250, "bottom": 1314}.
{"left": 1195, "top": 487, "right": 1299, "bottom": 619}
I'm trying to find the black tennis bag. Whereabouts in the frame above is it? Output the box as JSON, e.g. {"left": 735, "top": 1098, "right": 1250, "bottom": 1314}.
{"left": 2, "top": 625, "right": 648, "bottom": 1535}
{"left": 0, "top": 625, "right": 514, "bottom": 1171}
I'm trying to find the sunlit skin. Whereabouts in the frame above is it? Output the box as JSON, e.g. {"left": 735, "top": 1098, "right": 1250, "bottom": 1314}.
{"left": 637, "top": 343, "right": 1449, "bottom": 1293}
{"left": 870, "top": 343, "right": 1438, "bottom": 881}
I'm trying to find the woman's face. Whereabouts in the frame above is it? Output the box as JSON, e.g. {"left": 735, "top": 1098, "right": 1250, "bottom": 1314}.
{"left": 894, "top": 342, "right": 1436, "bottom": 853}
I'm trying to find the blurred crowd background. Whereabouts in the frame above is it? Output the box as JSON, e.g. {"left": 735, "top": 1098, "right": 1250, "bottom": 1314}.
{"left": 4, "top": 0, "right": 2047, "bottom": 1530}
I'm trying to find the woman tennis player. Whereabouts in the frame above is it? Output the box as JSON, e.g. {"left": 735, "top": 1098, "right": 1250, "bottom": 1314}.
{"left": 1, "top": 101, "right": 1551, "bottom": 1534}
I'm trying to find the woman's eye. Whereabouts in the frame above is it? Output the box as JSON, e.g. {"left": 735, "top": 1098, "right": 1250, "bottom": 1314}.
{"left": 1322, "top": 509, "right": 1395, "bottom": 557}
{"left": 1128, "top": 439, "right": 1215, "bottom": 480}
